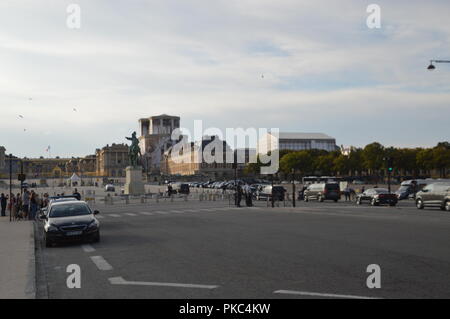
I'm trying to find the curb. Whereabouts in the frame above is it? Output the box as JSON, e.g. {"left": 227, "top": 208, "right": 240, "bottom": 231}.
{"left": 25, "top": 221, "right": 36, "bottom": 299}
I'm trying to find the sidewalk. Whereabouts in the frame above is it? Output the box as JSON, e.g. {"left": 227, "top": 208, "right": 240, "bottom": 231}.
{"left": 0, "top": 217, "right": 35, "bottom": 299}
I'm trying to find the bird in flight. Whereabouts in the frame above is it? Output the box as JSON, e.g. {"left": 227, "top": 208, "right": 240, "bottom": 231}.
{"left": 18, "top": 115, "right": 24, "bottom": 119}
{"left": 73, "top": 107, "right": 77, "bottom": 112}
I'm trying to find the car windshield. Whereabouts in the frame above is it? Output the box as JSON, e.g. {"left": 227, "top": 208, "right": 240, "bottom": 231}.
{"left": 326, "top": 184, "right": 339, "bottom": 190}
{"left": 49, "top": 203, "right": 92, "bottom": 218}
{"left": 397, "top": 186, "right": 410, "bottom": 192}
{"left": 374, "top": 188, "right": 389, "bottom": 194}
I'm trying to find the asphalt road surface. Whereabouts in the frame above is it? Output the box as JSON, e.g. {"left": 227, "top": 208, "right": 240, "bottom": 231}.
{"left": 35, "top": 199, "right": 450, "bottom": 299}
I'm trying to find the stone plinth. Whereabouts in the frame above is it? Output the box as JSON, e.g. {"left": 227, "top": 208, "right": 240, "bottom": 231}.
{"left": 124, "top": 166, "right": 144, "bottom": 195}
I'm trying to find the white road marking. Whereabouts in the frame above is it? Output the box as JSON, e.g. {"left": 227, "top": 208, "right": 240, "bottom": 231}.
{"left": 82, "top": 244, "right": 96, "bottom": 253}
{"left": 153, "top": 211, "right": 168, "bottom": 215}
{"left": 108, "top": 277, "right": 219, "bottom": 289}
{"left": 183, "top": 209, "right": 197, "bottom": 212}
{"left": 96, "top": 215, "right": 105, "bottom": 219}
{"left": 90, "top": 256, "right": 113, "bottom": 271}
{"left": 169, "top": 210, "right": 184, "bottom": 213}
{"left": 125, "top": 213, "right": 137, "bottom": 216}
{"left": 139, "top": 212, "right": 154, "bottom": 216}
{"left": 109, "top": 214, "right": 121, "bottom": 218}
{"left": 273, "top": 290, "right": 380, "bottom": 299}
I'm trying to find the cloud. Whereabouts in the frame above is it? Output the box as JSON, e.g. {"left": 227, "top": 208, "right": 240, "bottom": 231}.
{"left": 0, "top": 0, "right": 449, "bottom": 157}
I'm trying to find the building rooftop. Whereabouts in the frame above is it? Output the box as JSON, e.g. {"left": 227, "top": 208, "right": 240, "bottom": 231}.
{"left": 270, "top": 132, "right": 335, "bottom": 140}
{"left": 139, "top": 114, "right": 180, "bottom": 121}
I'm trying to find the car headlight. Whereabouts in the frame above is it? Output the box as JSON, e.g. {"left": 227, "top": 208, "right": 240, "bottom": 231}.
{"left": 87, "top": 220, "right": 99, "bottom": 229}
{"left": 47, "top": 224, "right": 59, "bottom": 232}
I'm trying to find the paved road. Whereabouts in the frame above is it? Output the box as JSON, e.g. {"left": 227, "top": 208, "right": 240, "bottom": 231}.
{"left": 35, "top": 200, "right": 450, "bottom": 299}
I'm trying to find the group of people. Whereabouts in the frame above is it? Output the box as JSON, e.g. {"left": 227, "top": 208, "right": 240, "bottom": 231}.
{"left": 235, "top": 184, "right": 253, "bottom": 207}
{"left": 0, "top": 190, "right": 50, "bottom": 220}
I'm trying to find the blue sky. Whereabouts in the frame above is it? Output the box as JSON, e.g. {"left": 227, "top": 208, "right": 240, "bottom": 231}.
{"left": 0, "top": 0, "right": 449, "bottom": 158}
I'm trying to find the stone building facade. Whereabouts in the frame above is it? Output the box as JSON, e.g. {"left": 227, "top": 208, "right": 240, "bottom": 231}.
{"left": 95, "top": 143, "right": 129, "bottom": 177}
{"left": 138, "top": 114, "right": 180, "bottom": 174}
{"left": 161, "top": 136, "right": 235, "bottom": 179}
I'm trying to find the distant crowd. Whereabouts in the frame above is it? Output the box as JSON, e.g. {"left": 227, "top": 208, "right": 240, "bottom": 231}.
{"left": 0, "top": 188, "right": 81, "bottom": 220}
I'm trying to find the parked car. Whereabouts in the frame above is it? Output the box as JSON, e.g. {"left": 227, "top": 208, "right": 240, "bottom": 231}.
{"left": 255, "top": 185, "right": 286, "bottom": 201}
{"left": 40, "top": 201, "right": 100, "bottom": 247}
{"left": 105, "top": 184, "right": 115, "bottom": 192}
{"left": 356, "top": 188, "right": 397, "bottom": 206}
{"left": 395, "top": 179, "right": 429, "bottom": 200}
{"left": 303, "top": 183, "right": 341, "bottom": 202}
{"left": 174, "top": 183, "right": 190, "bottom": 195}
{"left": 415, "top": 182, "right": 450, "bottom": 211}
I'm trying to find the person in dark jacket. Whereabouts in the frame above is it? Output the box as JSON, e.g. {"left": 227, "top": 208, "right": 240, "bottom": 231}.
{"left": 236, "top": 185, "right": 243, "bottom": 207}
{"left": 1, "top": 193, "right": 7, "bottom": 216}
{"left": 73, "top": 188, "right": 81, "bottom": 200}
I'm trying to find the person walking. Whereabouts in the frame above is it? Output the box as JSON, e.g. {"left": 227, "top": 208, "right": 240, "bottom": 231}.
{"left": 244, "top": 184, "right": 253, "bottom": 207}
{"left": 236, "top": 184, "right": 243, "bottom": 207}
{"left": 1, "top": 193, "right": 7, "bottom": 217}
{"left": 29, "top": 190, "right": 39, "bottom": 220}
{"left": 22, "top": 189, "right": 30, "bottom": 219}
{"left": 73, "top": 188, "right": 81, "bottom": 200}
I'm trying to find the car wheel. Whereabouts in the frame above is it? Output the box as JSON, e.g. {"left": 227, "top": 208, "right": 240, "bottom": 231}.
{"left": 93, "top": 231, "right": 100, "bottom": 243}
{"left": 416, "top": 199, "right": 424, "bottom": 209}
{"left": 356, "top": 198, "right": 361, "bottom": 205}
{"left": 334, "top": 199, "right": 338, "bottom": 202}
{"left": 45, "top": 235, "right": 52, "bottom": 248}
{"left": 318, "top": 196, "right": 324, "bottom": 202}
{"left": 389, "top": 203, "right": 396, "bottom": 207}
{"left": 304, "top": 196, "right": 309, "bottom": 202}
{"left": 370, "top": 199, "right": 377, "bottom": 206}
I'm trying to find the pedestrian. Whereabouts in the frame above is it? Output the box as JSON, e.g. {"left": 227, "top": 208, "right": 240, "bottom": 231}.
{"left": 15, "top": 193, "right": 22, "bottom": 220}
{"left": 167, "top": 184, "right": 173, "bottom": 197}
{"left": 73, "top": 188, "right": 81, "bottom": 200}
{"left": 1, "top": 193, "right": 7, "bottom": 216}
{"left": 245, "top": 185, "right": 253, "bottom": 207}
{"left": 343, "top": 187, "right": 351, "bottom": 201}
{"left": 22, "top": 189, "right": 30, "bottom": 219}
{"left": 30, "top": 190, "right": 39, "bottom": 220}
{"left": 236, "top": 184, "right": 243, "bottom": 207}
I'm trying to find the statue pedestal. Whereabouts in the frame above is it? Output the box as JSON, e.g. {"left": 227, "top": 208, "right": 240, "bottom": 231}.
{"left": 124, "top": 166, "right": 145, "bottom": 195}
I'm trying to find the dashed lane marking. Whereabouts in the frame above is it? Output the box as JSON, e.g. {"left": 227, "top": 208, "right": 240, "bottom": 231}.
{"left": 82, "top": 244, "right": 96, "bottom": 253}
{"left": 90, "top": 256, "right": 113, "bottom": 271}
{"left": 273, "top": 290, "right": 380, "bottom": 299}
{"left": 108, "top": 277, "right": 219, "bottom": 289}
{"left": 139, "top": 212, "right": 154, "bottom": 216}
{"left": 125, "top": 213, "right": 138, "bottom": 216}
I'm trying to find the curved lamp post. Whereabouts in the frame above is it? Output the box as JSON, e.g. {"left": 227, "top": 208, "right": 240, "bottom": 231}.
{"left": 427, "top": 60, "right": 450, "bottom": 70}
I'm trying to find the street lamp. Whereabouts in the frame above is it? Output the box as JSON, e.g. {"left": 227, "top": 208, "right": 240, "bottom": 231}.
{"left": 427, "top": 59, "right": 450, "bottom": 70}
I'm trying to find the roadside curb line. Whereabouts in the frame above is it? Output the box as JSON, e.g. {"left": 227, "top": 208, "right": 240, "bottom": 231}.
{"left": 25, "top": 222, "right": 36, "bottom": 299}
{"left": 34, "top": 221, "right": 49, "bottom": 299}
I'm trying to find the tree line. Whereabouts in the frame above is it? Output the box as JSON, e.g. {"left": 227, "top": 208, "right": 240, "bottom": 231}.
{"left": 245, "top": 142, "right": 450, "bottom": 179}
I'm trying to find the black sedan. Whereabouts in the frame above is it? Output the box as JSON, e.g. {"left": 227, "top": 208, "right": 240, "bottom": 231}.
{"left": 356, "top": 188, "right": 397, "bottom": 206}
{"left": 41, "top": 201, "right": 100, "bottom": 247}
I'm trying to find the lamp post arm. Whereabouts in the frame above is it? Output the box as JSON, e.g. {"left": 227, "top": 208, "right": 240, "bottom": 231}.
{"left": 431, "top": 60, "right": 450, "bottom": 64}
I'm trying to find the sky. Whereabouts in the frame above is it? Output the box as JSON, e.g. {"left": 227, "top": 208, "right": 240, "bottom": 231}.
{"left": 0, "top": 0, "right": 449, "bottom": 158}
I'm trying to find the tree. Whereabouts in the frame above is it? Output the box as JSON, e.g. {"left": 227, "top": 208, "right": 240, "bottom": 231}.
{"left": 432, "top": 142, "right": 450, "bottom": 178}
{"left": 362, "top": 142, "right": 385, "bottom": 179}
{"left": 279, "top": 151, "right": 313, "bottom": 176}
